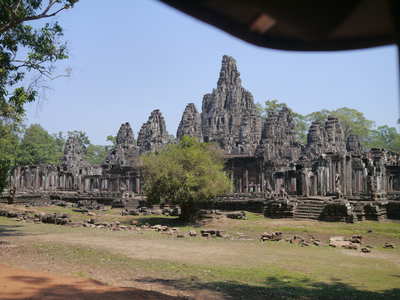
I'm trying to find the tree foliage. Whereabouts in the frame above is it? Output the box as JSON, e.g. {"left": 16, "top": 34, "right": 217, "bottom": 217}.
{"left": 67, "top": 130, "right": 90, "bottom": 148}
{"left": 0, "top": 0, "right": 78, "bottom": 193}
{"left": 0, "top": 0, "right": 78, "bottom": 122}
{"left": 0, "top": 121, "right": 20, "bottom": 192}
{"left": 141, "top": 136, "right": 231, "bottom": 222}
{"left": 85, "top": 144, "right": 109, "bottom": 165}
{"left": 366, "top": 125, "right": 400, "bottom": 152}
{"left": 18, "top": 123, "right": 62, "bottom": 165}
{"left": 306, "top": 107, "right": 375, "bottom": 143}
{"left": 257, "top": 99, "right": 308, "bottom": 144}
{"left": 106, "top": 135, "right": 116, "bottom": 147}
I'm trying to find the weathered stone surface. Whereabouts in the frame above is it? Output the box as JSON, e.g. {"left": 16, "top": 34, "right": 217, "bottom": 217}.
{"left": 256, "top": 106, "right": 302, "bottom": 167}
{"left": 303, "top": 116, "right": 346, "bottom": 159}
{"left": 177, "top": 103, "right": 202, "bottom": 141}
{"left": 104, "top": 122, "right": 139, "bottom": 167}
{"left": 260, "top": 231, "right": 282, "bottom": 241}
{"left": 137, "top": 109, "right": 171, "bottom": 153}
{"left": 201, "top": 55, "right": 261, "bottom": 155}
{"left": 346, "top": 134, "right": 363, "bottom": 153}
{"left": 116, "top": 122, "right": 135, "bottom": 145}
{"left": 225, "top": 211, "right": 246, "bottom": 219}
{"left": 62, "top": 136, "right": 88, "bottom": 170}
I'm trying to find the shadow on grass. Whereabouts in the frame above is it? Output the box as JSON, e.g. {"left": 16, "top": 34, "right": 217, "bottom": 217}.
{"left": 135, "top": 276, "right": 400, "bottom": 300}
{"left": 134, "top": 216, "right": 190, "bottom": 227}
{"left": 0, "top": 224, "right": 25, "bottom": 237}
{"left": 2, "top": 275, "right": 184, "bottom": 300}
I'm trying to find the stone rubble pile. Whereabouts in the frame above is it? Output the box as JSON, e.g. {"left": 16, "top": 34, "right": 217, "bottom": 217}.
{"left": 0, "top": 208, "right": 72, "bottom": 225}
{"left": 225, "top": 211, "right": 247, "bottom": 220}
{"left": 121, "top": 207, "right": 180, "bottom": 217}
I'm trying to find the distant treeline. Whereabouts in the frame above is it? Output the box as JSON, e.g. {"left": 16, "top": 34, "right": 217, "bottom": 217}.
{"left": 0, "top": 123, "right": 115, "bottom": 167}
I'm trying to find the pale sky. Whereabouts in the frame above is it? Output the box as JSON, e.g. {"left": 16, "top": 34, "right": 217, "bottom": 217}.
{"left": 25, "top": 0, "right": 399, "bottom": 145}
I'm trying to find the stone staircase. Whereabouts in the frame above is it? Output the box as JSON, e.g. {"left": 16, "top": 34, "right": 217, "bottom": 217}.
{"left": 293, "top": 198, "right": 328, "bottom": 220}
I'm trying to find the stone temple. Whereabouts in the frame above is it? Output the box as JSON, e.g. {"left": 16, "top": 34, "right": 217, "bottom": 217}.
{"left": 6, "top": 55, "right": 400, "bottom": 221}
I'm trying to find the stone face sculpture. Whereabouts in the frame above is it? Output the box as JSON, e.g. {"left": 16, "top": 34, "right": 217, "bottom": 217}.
{"left": 346, "top": 134, "right": 363, "bottom": 154}
{"left": 177, "top": 103, "right": 202, "bottom": 141}
{"left": 61, "top": 136, "right": 88, "bottom": 171}
{"left": 116, "top": 122, "right": 135, "bottom": 146}
{"left": 104, "top": 122, "right": 138, "bottom": 167}
{"left": 303, "top": 116, "right": 346, "bottom": 159}
{"left": 256, "top": 106, "right": 302, "bottom": 169}
{"left": 137, "top": 109, "right": 170, "bottom": 153}
{"left": 200, "top": 55, "right": 261, "bottom": 155}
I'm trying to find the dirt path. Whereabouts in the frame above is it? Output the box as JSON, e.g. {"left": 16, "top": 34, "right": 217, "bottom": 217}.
{"left": 0, "top": 263, "right": 185, "bottom": 300}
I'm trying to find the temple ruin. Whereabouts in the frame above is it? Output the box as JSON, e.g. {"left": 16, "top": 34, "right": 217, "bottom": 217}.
{"left": 6, "top": 55, "right": 400, "bottom": 221}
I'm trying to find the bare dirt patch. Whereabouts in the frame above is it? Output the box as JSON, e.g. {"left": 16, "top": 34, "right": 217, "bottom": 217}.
{"left": 0, "top": 263, "right": 184, "bottom": 300}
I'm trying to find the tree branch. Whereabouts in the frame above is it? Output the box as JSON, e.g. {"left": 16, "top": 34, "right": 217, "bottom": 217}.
{"left": 0, "top": 1, "right": 69, "bottom": 34}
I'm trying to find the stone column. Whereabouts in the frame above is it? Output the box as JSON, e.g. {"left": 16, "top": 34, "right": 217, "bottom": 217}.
{"left": 136, "top": 177, "right": 140, "bottom": 193}
{"left": 230, "top": 172, "right": 234, "bottom": 193}
{"left": 261, "top": 171, "right": 265, "bottom": 192}
{"left": 347, "top": 157, "right": 352, "bottom": 196}
{"left": 245, "top": 169, "right": 249, "bottom": 192}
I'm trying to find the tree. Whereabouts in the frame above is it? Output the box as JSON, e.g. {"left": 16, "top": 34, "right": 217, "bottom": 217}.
{"left": 306, "top": 107, "right": 375, "bottom": 144}
{"left": 0, "top": 0, "right": 78, "bottom": 193}
{"left": 106, "top": 135, "right": 116, "bottom": 147}
{"left": 67, "top": 130, "right": 90, "bottom": 148}
{"left": 52, "top": 131, "right": 66, "bottom": 155}
{"left": 0, "top": 0, "right": 78, "bottom": 122}
{"left": 85, "top": 144, "right": 108, "bottom": 165}
{"left": 366, "top": 125, "right": 400, "bottom": 152}
{"left": 18, "top": 123, "right": 61, "bottom": 165}
{"left": 142, "top": 136, "right": 231, "bottom": 222}
{"left": 0, "top": 121, "right": 21, "bottom": 192}
{"left": 258, "top": 99, "right": 308, "bottom": 144}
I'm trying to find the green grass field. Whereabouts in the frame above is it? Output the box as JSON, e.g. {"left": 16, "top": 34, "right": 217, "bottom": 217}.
{"left": 1, "top": 205, "right": 400, "bottom": 299}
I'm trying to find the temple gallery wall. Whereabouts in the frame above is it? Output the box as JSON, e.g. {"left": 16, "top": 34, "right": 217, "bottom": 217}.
{"left": 6, "top": 56, "right": 400, "bottom": 221}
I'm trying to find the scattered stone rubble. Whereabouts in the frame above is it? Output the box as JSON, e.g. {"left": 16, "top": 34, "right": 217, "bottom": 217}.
{"left": 121, "top": 206, "right": 180, "bottom": 217}
{"left": 225, "top": 211, "right": 247, "bottom": 219}
{"left": 257, "top": 231, "right": 387, "bottom": 253}
{"left": 383, "top": 242, "right": 396, "bottom": 249}
{"left": 1, "top": 204, "right": 396, "bottom": 252}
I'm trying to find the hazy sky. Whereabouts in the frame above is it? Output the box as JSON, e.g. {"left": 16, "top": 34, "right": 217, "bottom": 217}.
{"left": 25, "top": 0, "right": 399, "bottom": 145}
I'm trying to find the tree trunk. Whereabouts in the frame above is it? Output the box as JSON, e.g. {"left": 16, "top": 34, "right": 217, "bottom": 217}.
{"left": 179, "top": 201, "right": 199, "bottom": 223}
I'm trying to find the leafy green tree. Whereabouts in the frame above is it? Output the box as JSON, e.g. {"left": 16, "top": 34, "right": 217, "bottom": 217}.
{"left": 18, "top": 123, "right": 61, "bottom": 165}
{"left": 306, "top": 107, "right": 375, "bottom": 144}
{"left": 0, "top": 0, "right": 78, "bottom": 193}
{"left": 366, "top": 125, "right": 400, "bottom": 152}
{"left": 0, "top": 121, "right": 21, "bottom": 192}
{"left": 67, "top": 130, "right": 90, "bottom": 148}
{"left": 258, "top": 99, "right": 308, "bottom": 144}
{"left": 0, "top": 0, "right": 79, "bottom": 122}
{"left": 142, "top": 136, "right": 231, "bottom": 222}
{"left": 85, "top": 144, "right": 108, "bottom": 165}
{"left": 0, "top": 158, "right": 11, "bottom": 194}
{"left": 106, "top": 135, "right": 116, "bottom": 146}
{"left": 0, "top": 121, "right": 21, "bottom": 163}
{"left": 52, "top": 131, "right": 66, "bottom": 156}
